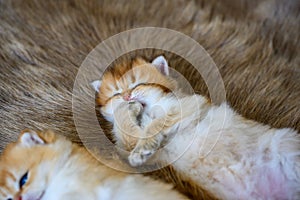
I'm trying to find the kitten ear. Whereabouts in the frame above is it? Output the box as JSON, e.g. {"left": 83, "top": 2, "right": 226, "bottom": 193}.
{"left": 152, "top": 56, "right": 169, "bottom": 76}
{"left": 19, "top": 129, "right": 45, "bottom": 147}
{"left": 91, "top": 80, "right": 102, "bottom": 93}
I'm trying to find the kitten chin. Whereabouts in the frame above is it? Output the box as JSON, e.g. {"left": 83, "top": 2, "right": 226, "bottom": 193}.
{"left": 0, "top": 129, "right": 187, "bottom": 200}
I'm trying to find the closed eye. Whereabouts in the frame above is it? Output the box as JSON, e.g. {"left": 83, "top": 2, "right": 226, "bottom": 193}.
{"left": 19, "top": 171, "right": 28, "bottom": 189}
{"left": 133, "top": 82, "right": 171, "bottom": 93}
{"left": 132, "top": 83, "right": 146, "bottom": 90}
{"left": 113, "top": 93, "right": 121, "bottom": 97}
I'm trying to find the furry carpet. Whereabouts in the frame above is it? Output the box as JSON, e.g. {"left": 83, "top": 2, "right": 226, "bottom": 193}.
{"left": 0, "top": 0, "right": 299, "bottom": 199}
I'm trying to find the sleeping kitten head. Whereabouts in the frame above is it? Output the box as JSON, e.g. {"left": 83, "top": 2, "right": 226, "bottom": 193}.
{"left": 92, "top": 56, "right": 177, "bottom": 122}
{"left": 0, "top": 129, "right": 70, "bottom": 200}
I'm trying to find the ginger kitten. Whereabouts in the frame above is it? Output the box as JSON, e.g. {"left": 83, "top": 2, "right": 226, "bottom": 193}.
{"left": 92, "top": 56, "right": 300, "bottom": 199}
{"left": 0, "top": 129, "right": 186, "bottom": 200}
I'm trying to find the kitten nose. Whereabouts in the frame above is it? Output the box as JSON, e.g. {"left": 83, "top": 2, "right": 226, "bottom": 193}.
{"left": 123, "top": 93, "right": 131, "bottom": 101}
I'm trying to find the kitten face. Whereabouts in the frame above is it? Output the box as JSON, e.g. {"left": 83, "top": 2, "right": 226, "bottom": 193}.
{"left": 93, "top": 56, "right": 176, "bottom": 122}
{"left": 0, "top": 130, "right": 65, "bottom": 200}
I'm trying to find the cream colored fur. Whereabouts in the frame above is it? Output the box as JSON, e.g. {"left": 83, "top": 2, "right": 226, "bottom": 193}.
{"left": 0, "top": 130, "right": 187, "bottom": 200}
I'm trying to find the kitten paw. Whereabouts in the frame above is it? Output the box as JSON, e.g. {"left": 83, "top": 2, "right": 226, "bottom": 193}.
{"left": 128, "top": 148, "right": 155, "bottom": 167}
{"left": 128, "top": 101, "right": 143, "bottom": 116}
{"left": 115, "top": 101, "right": 143, "bottom": 119}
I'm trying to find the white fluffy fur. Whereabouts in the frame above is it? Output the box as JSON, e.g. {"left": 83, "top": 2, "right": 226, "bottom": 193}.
{"left": 150, "top": 98, "right": 300, "bottom": 199}
{"left": 119, "top": 94, "right": 300, "bottom": 199}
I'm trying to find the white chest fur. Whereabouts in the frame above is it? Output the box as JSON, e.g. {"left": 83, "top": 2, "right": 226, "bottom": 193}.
{"left": 159, "top": 102, "right": 300, "bottom": 200}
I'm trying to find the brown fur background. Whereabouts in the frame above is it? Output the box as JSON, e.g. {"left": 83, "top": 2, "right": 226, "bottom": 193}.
{"left": 0, "top": 0, "right": 299, "bottom": 199}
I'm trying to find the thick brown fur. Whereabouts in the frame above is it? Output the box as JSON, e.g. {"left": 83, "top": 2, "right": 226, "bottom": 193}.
{"left": 0, "top": 0, "right": 299, "bottom": 199}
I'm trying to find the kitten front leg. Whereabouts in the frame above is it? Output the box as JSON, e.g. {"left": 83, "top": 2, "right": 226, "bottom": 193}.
{"left": 113, "top": 102, "right": 144, "bottom": 150}
{"left": 129, "top": 108, "right": 180, "bottom": 166}
{"left": 129, "top": 133, "right": 165, "bottom": 166}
